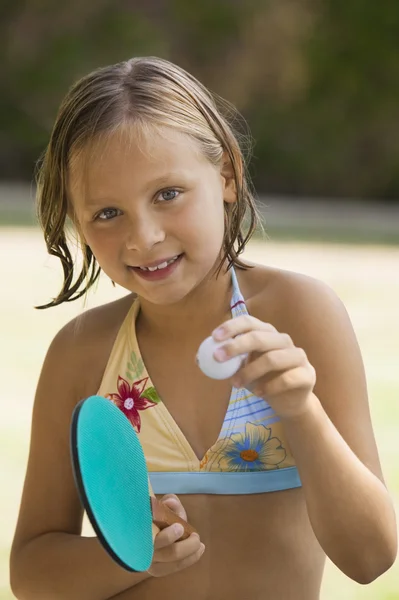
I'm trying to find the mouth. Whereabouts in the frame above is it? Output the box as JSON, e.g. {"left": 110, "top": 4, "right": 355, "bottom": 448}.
{"left": 129, "top": 254, "right": 184, "bottom": 281}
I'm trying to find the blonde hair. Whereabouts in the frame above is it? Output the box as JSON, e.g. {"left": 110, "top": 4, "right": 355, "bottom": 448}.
{"left": 36, "top": 56, "right": 261, "bottom": 308}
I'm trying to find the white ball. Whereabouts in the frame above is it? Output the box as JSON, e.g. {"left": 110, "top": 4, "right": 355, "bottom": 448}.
{"left": 196, "top": 336, "right": 245, "bottom": 380}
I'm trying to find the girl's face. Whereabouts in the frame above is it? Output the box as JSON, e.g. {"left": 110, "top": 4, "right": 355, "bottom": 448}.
{"left": 70, "top": 126, "right": 235, "bottom": 306}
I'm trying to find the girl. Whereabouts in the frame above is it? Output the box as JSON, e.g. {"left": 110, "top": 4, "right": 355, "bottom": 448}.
{"left": 10, "top": 56, "right": 396, "bottom": 600}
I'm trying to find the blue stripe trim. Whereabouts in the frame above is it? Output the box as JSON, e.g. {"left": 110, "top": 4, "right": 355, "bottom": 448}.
{"left": 223, "top": 405, "right": 274, "bottom": 424}
{"left": 226, "top": 397, "right": 270, "bottom": 415}
{"left": 222, "top": 415, "right": 281, "bottom": 434}
{"left": 149, "top": 468, "right": 302, "bottom": 495}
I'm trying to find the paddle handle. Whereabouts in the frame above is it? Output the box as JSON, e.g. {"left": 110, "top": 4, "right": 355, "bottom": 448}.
{"left": 150, "top": 496, "right": 197, "bottom": 540}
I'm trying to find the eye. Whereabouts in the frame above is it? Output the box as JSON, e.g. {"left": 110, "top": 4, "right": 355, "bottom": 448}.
{"left": 95, "top": 208, "right": 122, "bottom": 221}
{"left": 157, "top": 189, "right": 180, "bottom": 202}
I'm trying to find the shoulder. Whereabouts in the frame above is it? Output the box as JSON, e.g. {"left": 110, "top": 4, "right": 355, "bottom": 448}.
{"left": 46, "top": 292, "right": 137, "bottom": 401}
{"left": 243, "top": 263, "right": 348, "bottom": 342}
{"left": 244, "top": 263, "right": 385, "bottom": 480}
{"left": 242, "top": 263, "right": 360, "bottom": 403}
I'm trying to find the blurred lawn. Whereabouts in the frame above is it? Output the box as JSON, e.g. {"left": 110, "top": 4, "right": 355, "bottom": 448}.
{"left": 1, "top": 228, "right": 398, "bottom": 599}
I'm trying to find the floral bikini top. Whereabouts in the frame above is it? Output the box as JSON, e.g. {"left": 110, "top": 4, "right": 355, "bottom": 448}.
{"left": 96, "top": 268, "right": 301, "bottom": 495}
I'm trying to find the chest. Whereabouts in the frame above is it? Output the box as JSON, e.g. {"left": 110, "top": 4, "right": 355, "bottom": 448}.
{"left": 138, "top": 337, "right": 233, "bottom": 461}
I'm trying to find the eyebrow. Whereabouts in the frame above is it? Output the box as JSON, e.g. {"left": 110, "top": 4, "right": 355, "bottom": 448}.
{"left": 144, "top": 172, "right": 184, "bottom": 190}
{"left": 84, "top": 172, "right": 189, "bottom": 207}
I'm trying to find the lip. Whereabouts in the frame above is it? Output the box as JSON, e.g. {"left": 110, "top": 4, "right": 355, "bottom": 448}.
{"left": 133, "top": 255, "right": 181, "bottom": 269}
{"left": 129, "top": 253, "right": 184, "bottom": 281}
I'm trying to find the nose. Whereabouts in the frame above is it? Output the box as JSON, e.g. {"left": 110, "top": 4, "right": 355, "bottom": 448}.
{"left": 124, "top": 212, "right": 166, "bottom": 252}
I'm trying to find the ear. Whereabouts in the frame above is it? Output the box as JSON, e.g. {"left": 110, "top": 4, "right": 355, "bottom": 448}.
{"left": 220, "top": 151, "right": 237, "bottom": 204}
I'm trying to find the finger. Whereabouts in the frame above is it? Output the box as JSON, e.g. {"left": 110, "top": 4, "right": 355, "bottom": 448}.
{"left": 260, "top": 365, "right": 316, "bottom": 398}
{"left": 154, "top": 531, "right": 202, "bottom": 562}
{"left": 160, "top": 494, "right": 188, "bottom": 521}
{"left": 233, "top": 347, "right": 307, "bottom": 388}
{"left": 213, "top": 315, "right": 276, "bottom": 341}
{"left": 215, "top": 331, "right": 293, "bottom": 362}
{"left": 153, "top": 523, "right": 187, "bottom": 550}
{"left": 155, "top": 533, "right": 202, "bottom": 563}
{"left": 160, "top": 493, "right": 181, "bottom": 503}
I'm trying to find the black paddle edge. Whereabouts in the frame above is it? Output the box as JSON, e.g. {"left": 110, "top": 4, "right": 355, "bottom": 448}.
{"left": 70, "top": 397, "right": 143, "bottom": 573}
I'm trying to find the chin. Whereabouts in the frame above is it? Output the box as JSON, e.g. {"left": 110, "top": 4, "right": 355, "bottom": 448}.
{"left": 139, "top": 280, "right": 198, "bottom": 306}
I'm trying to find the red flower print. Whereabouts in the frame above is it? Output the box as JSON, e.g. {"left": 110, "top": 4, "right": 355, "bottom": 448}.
{"left": 106, "top": 375, "right": 158, "bottom": 433}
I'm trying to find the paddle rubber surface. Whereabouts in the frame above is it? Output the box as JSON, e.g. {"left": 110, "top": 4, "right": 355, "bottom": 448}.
{"left": 71, "top": 395, "right": 154, "bottom": 572}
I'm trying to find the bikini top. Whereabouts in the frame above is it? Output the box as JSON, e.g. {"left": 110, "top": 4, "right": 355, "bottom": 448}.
{"left": 97, "top": 268, "right": 301, "bottom": 495}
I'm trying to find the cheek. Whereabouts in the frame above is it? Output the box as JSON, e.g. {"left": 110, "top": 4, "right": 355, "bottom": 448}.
{"left": 182, "top": 189, "right": 225, "bottom": 240}
{"left": 177, "top": 208, "right": 224, "bottom": 255}
{"left": 83, "top": 227, "right": 121, "bottom": 266}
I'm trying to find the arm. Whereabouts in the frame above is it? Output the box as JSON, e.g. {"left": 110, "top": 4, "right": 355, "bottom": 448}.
{"left": 10, "top": 321, "right": 151, "bottom": 600}
{"left": 283, "top": 394, "right": 396, "bottom": 583}
{"left": 214, "top": 272, "right": 397, "bottom": 584}
{"left": 12, "top": 534, "right": 150, "bottom": 600}
{"left": 10, "top": 315, "right": 203, "bottom": 600}
{"left": 279, "top": 276, "right": 397, "bottom": 583}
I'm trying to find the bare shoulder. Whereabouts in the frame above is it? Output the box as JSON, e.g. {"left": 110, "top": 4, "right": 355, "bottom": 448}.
{"left": 243, "top": 262, "right": 385, "bottom": 481}
{"left": 58, "top": 292, "right": 137, "bottom": 399}
{"left": 242, "top": 262, "right": 345, "bottom": 335}
{"left": 245, "top": 261, "right": 359, "bottom": 373}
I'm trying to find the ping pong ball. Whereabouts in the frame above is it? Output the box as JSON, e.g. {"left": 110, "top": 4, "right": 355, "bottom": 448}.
{"left": 196, "top": 336, "right": 245, "bottom": 380}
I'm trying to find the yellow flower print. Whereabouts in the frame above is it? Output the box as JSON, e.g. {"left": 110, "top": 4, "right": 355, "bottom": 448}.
{"left": 209, "top": 423, "right": 287, "bottom": 472}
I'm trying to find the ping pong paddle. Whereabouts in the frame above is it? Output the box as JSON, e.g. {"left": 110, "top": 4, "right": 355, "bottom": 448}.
{"left": 70, "top": 395, "right": 196, "bottom": 572}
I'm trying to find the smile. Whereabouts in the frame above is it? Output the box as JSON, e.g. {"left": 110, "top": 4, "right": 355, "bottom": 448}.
{"left": 129, "top": 254, "right": 184, "bottom": 281}
{"left": 138, "top": 255, "right": 180, "bottom": 272}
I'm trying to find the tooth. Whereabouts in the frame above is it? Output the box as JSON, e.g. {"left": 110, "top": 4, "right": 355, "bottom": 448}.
{"left": 157, "top": 261, "right": 168, "bottom": 270}
{"left": 138, "top": 256, "right": 179, "bottom": 272}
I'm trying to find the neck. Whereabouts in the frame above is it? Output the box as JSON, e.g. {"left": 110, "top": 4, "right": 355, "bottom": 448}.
{"left": 137, "top": 265, "right": 233, "bottom": 341}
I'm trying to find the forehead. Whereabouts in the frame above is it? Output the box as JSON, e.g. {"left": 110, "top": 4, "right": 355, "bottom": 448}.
{"left": 68, "top": 124, "right": 209, "bottom": 200}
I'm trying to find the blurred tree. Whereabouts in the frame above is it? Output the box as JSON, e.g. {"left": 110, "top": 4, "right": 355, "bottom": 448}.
{"left": 251, "top": 0, "right": 399, "bottom": 199}
{"left": 0, "top": 0, "right": 398, "bottom": 200}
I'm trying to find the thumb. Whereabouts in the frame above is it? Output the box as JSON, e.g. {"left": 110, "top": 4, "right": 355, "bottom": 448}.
{"left": 160, "top": 493, "right": 188, "bottom": 521}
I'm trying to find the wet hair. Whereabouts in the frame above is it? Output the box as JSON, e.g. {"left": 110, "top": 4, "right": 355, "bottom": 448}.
{"left": 35, "top": 56, "right": 262, "bottom": 308}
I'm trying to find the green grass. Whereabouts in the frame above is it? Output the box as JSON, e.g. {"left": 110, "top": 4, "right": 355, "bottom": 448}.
{"left": 1, "top": 228, "right": 398, "bottom": 598}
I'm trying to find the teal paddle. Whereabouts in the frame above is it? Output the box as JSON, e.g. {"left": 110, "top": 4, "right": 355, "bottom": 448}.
{"left": 70, "top": 395, "right": 196, "bottom": 572}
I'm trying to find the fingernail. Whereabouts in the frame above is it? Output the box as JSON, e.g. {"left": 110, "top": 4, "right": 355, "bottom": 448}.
{"left": 212, "top": 327, "right": 225, "bottom": 340}
{"left": 173, "top": 524, "right": 184, "bottom": 536}
{"left": 214, "top": 348, "right": 227, "bottom": 361}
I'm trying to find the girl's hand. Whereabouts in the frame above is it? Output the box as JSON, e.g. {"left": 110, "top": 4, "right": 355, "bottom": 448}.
{"left": 212, "top": 316, "right": 317, "bottom": 420}
{"left": 147, "top": 494, "right": 205, "bottom": 578}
